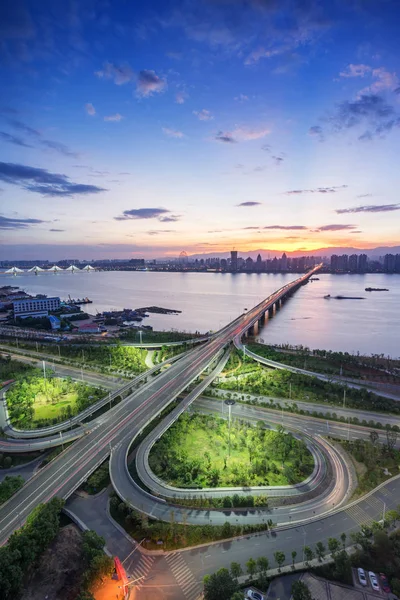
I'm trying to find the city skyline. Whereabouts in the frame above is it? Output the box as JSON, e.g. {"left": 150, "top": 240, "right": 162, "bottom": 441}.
{"left": 1, "top": 0, "right": 400, "bottom": 260}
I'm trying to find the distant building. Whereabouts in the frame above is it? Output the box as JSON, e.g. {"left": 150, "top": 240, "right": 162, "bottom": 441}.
{"left": 358, "top": 254, "right": 368, "bottom": 272}
{"left": 281, "top": 252, "right": 288, "bottom": 271}
{"left": 48, "top": 315, "right": 61, "bottom": 330}
{"left": 230, "top": 250, "right": 238, "bottom": 272}
{"left": 348, "top": 254, "right": 358, "bottom": 272}
{"left": 13, "top": 296, "right": 60, "bottom": 319}
{"left": 384, "top": 253, "right": 396, "bottom": 273}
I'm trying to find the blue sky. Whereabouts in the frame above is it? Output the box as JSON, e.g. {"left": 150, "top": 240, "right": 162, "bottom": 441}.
{"left": 1, "top": 0, "right": 400, "bottom": 260}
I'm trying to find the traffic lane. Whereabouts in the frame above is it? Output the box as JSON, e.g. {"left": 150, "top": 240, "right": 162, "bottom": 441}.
{"left": 1, "top": 350, "right": 122, "bottom": 390}
{"left": 0, "top": 338, "right": 224, "bottom": 542}
{"left": 184, "top": 478, "right": 400, "bottom": 579}
{"left": 213, "top": 390, "right": 400, "bottom": 428}
{"left": 195, "top": 398, "right": 400, "bottom": 448}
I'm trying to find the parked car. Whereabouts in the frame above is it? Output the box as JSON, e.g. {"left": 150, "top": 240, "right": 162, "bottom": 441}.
{"left": 358, "top": 568, "right": 367, "bottom": 586}
{"left": 380, "top": 573, "right": 391, "bottom": 593}
{"left": 369, "top": 571, "right": 380, "bottom": 592}
{"left": 247, "top": 591, "right": 263, "bottom": 600}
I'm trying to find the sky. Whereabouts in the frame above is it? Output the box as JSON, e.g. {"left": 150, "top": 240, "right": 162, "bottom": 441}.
{"left": 1, "top": 0, "right": 400, "bottom": 260}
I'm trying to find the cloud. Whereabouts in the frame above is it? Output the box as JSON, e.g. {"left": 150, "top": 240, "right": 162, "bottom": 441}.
{"left": 215, "top": 126, "right": 269, "bottom": 143}
{"left": 322, "top": 94, "right": 400, "bottom": 140}
{"left": 115, "top": 208, "right": 178, "bottom": 222}
{"left": 6, "top": 119, "right": 79, "bottom": 157}
{"left": 166, "top": 52, "right": 182, "bottom": 60}
{"left": 0, "top": 216, "right": 46, "bottom": 230}
{"left": 136, "top": 70, "right": 166, "bottom": 97}
{"left": 49, "top": 228, "right": 65, "bottom": 232}
{"left": 395, "top": 87, "right": 400, "bottom": 95}
{"left": 215, "top": 131, "right": 236, "bottom": 143}
{"left": 234, "top": 94, "right": 249, "bottom": 102}
{"left": 233, "top": 126, "right": 270, "bottom": 141}
{"left": 357, "top": 193, "right": 373, "bottom": 198}
{"left": 95, "top": 62, "right": 134, "bottom": 85}
{"left": 175, "top": 91, "right": 187, "bottom": 104}
{"left": 313, "top": 224, "right": 357, "bottom": 232}
{"left": 360, "top": 67, "right": 399, "bottom": 95}
{"left": 7, "top": 119, "right": 40, "bottom": 137}
{"left": 285, "top": 185, "right": 348, "bottom": 195}
{"left": 237, "top": 201, "right": 262, "bottom": 207}
{"left": 0, "top": 162, "right": 107, "bottom": 197}
{"left": 85, "top": 103, "right": 96, "bottom": 116}
{"left": 263, "top": 225, "right": 308, "bottom": 230}
{"left": 0, "top": 131, "right": 33, "bottom": 147}
{"left": 272, "top": 155, "right": 284, "bottom": 165}
{"left": 336, "top": 204, "right": 400, "bottom": 214}
{"left": 261, "top": 144, "right": 271, "bottom": 152}
{"left": 339, "top": 64, "right": 371, "bottom": 78}
{"left": 245, "top": 47, "right": 283, "bottom": 65}
{"left": 193, "top": 109, "right": 213, "bottom": 121}
{"left": 162, "top": 127, "right": 184, "bottom": 138}
{"left": 104, "top": 113, "right": 123, "bottom": 122}
{"left": 40, "top": 139, "right": 79, "bottom": 157}
{"left": 308, "top": 125, "right": 324, "bottom": 141}
{"left": 147, "top": 229, "right": 175, "bottom": 235}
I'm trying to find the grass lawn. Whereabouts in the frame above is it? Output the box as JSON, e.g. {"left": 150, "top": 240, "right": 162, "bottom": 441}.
{"left": 149, "top": 412, "right": 314, "bottom": 488}
{"left": 33, "top": 391, "right": 78, "bottom": 422}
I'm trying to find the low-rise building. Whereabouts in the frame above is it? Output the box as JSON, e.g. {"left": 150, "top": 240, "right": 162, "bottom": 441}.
{"left": 13, "top": 296, "right": 61, "bottom": 319}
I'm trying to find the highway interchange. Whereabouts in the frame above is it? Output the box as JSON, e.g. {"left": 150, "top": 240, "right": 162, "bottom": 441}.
{"left": 1, "top": 264, "right": 400, "bottom": 600}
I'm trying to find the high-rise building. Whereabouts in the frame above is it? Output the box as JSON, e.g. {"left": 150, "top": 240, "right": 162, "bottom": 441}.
{"left": 230, "top": 250, "right": 238, "bottom": 272}
{"left": 384, "top": 254, "right": 396, "bottom": 272}
{"left": 281, "top": 252, "right": 288, "bottom": 271}
{"left": 358, "top": 254, "right": 368, "bottom": 272}
{"left": 349, "top": 254, "right": 358, "bottom": 273}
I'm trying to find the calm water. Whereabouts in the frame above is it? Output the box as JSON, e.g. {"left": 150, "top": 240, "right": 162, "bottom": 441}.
{"left": 1, "top": 271, "right": 399, "bottom": 358}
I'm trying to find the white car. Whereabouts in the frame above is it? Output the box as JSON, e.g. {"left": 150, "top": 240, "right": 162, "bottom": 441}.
{"left": 369, "top": 571, "right": 380, "bottom": 592}
{"left": 358, "top": 568, "right": 367, "bottom": 586}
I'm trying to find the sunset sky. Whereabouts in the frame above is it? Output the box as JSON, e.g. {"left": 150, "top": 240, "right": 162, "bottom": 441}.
{"left": 1, "top": 0, "right": 400, "bottom": 260}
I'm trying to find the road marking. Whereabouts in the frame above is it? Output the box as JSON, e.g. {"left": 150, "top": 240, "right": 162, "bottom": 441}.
{"left": 126, "top": 555, "right": 155, "bottom": 590}
{"left": 165, "top": 552, "right": 202, "bottom": 600}
{"left": 345, "top": 505, "right": 374, "bottom": 527}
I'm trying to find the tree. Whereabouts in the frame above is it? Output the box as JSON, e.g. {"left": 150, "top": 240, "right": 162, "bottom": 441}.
{"left": 273, "top": 551, "right": 286, "bottom": 572}
{"left": 369, "top": 430, "right": 379, "bottom": 446}
{"left": 291, "top": 550, "right": 297, "bottom": 569}
{"left": 315, "top": 541, "right": 325, "bottom": 562}
{"left": 257, "top": 556, "right": 269, "bottom": 575}
{"left": 230, "top": 562, "right": 242, "bottom": 580}
{"left": 304, "top": 546, "right": 314, "bottom": 566}
{"left": 231, "top": 594, "right": 244, "bottom": 600}
{"left": 328, "top": 537, "right": 340, "bottom": 556}
{"left": 385, "top": 509, "right": 400, "bottom": 526}
{"left": 246, "top": 557, "right": 257, "bottom": 579}
{"left": 340, "top": 532, "right": 346, "bottom": 549}
{"left": 203, "top": 568, "right": 238, "bottom": 600}
{"left": 291, "top": 581, "right": 315, "bottom": 600}
{"left": 386, "top": 425, "right": 397, "bottom": 452}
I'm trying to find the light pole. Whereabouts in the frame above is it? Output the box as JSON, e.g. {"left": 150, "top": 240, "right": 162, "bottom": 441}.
{"left": 224, "top": 399, "right": 236, "bottom": 457}
{"left": 139, "top": 330, "right": 143, "bottom": 345}
{"left": 243, "top": 344, "right": 246, "bottom": 361}
{"left": 42, "top": 360, "right": 46, "bottom": 380}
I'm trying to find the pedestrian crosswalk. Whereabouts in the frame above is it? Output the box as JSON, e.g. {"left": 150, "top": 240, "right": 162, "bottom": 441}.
{"left": 127, "top": 554, "right": 155, "bottom": 589}
{"left": 345, "top": 504, "right": 374, "bottom": 527}
{"left": 365, "top": 495, "right": 385, "bottom": 517}
{"left": 165, "top": 552, "right": 202, "bottom": 600}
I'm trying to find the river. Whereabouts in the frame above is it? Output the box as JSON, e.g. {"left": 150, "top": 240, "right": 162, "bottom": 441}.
{"left": 1, "top": 271, "right": 399, "bottom": 358}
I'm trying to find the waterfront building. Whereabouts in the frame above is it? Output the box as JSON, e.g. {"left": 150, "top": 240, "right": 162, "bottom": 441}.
{"left": 13, "top": 296, "right": 61, "bottom": 319}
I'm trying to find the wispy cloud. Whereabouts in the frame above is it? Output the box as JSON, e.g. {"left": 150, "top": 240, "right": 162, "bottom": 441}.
{"left": 237, "top": 201, "right": 262, "bottom": 207}
{"left": 147, "top": 229, "right": 175, "bottom": 235}
{"left": 0, "top": 215, "right": 46, "bottom": 230}
{"left": 339, "top": 64, "right": 371, "bottom": 78}
{"left": 272, "top": 155, "right": 284, "bottom": 165}
{"left": 234, "top": 94, "right": 249, "bottom": 102}
{"left": 357, "top": 193, "right": 373, "bottom": 198}
{"left": 6, "top": 119, "right": 78, "bottom": 157}
{"left": 308, "top": 125, "right": 324, "bottom": 141}
{"left": 0, "top": 162, "right": 107, "bottom": 197}
{"left": 49, "top": 228, "right": 65, "bottom": 232}
{"left": 336, "top": 204, "right": 400, "bottom": 214}
{"left": 162, "top": 127, "right": 185, "bottom": 138}
{"left": 193, "top": 109, "right": 213, "bottom": 121}
{"left": 85, "top": 103, "right": 96, "bottom": 116}
{"left": 136, "top": 70, "right": 166, "bottom": 97}
{"left": 95, "top": 62, "right": 134, "bottom": 85}
{"left": 41, "top": 139, "right": 79, "bottom": 157}
{"left": 215, "top": 131, "right": 236, "bottom": 143}
{"left": 312, "top": 94, "right": 400, "bottom": 141}
{"left": 104, "top": 113, "right": 123, "bottom": 122}
{"left": 175, "top": 91, "right": 188, "bottom": 104}
{"left": 115, "top": 208, "right": 180, "bottom": 222}
{"left": 0, "top": 131, "right": 33, "bottom": 148}
{"left": 285, "top": 185, "right": 348, "bottom": 195}
{"left": 263, "top": 225, "right": 308, "bottom": 230}
{"left": 312, "top": 224, "right": 357, "bottom": 232}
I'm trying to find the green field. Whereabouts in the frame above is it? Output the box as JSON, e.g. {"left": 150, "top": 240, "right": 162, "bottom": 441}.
{"left": 149, "top": 412, "right": 314, "bottom": 488}
{"left": 6, "top": 374, "right": 105, "bottom": 428}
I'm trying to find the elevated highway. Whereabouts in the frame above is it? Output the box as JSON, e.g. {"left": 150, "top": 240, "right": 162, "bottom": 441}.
{"left": 0, "top": 266, "right": 321, "bottom": 544}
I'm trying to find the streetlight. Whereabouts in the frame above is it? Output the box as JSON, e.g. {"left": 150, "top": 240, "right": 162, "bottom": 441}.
{"left": 243, "top": 345, "right": 246, "bottom": 361}
{"left": 224, "top": 399, "right": 236, "bottom": 457}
